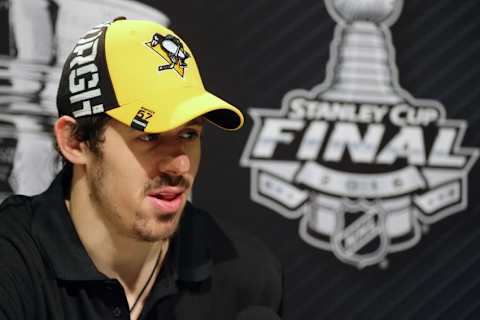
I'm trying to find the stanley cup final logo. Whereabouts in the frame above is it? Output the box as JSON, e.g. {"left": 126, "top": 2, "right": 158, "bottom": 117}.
{"left": 241, "top": 0, "right": 479, "bottom": 268}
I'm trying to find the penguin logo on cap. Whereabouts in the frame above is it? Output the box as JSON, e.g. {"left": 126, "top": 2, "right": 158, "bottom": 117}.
{"left": 146, "top": 33, "right": 190, "bottom": 78}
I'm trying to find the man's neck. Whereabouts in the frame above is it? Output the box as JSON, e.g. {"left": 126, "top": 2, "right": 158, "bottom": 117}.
{"left": 66, "top": 168, "right": 167, "bottom": 294}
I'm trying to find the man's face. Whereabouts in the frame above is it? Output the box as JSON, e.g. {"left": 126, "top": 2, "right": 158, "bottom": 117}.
{"left": 85, "top": 118, "right": 202, "bottom": 242}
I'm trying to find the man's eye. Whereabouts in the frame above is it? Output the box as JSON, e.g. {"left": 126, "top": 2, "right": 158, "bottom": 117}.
{"left": 180, "top": 130, "right": 200, "bottom": 140}
{"left": 138, "top": 134, "right": 159, "bottom": 142}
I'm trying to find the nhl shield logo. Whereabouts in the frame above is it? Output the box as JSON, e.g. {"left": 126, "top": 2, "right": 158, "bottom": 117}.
{"left": 330, "top": 201, "right": 388, "bottom": 268}
{"left": 240, "top": 0, "right": 479, "bottom": 268}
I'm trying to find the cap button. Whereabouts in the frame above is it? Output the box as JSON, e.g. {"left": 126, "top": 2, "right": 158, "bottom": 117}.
{"left": 113, "top": 16, "right": 127, "bottom": 22}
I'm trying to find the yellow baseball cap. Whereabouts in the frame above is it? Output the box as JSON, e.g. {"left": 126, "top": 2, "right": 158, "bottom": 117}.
{"left": 56, "top": 17, "right": 243, "bottom": 132}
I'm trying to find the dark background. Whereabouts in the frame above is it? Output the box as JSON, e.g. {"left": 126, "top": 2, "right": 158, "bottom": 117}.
{"left": 158, "top": 1, "right": 480, "bottom": 319}
{"left": 2, "top": 0, "right": 480, "bottom": 319}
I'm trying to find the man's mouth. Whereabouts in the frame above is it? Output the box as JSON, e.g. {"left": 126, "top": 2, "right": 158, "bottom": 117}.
{"left": 156, "top": 192, "right": 180, "bottom": 201}
{"left": 147, "top": 188, "right": 186, "bottom": 213}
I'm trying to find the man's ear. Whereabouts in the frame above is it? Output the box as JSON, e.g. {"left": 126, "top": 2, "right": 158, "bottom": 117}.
{"left": 54, "top": 116, "right": 88, "bottom": 165}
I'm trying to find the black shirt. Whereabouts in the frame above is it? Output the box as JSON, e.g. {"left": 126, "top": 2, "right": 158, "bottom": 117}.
{"left": 0, "top": 169, "right": 283, "bottom": 319}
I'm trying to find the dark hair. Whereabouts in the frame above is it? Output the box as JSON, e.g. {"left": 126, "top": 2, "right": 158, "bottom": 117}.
{"left": 56, "top": 114, "right": 111, "bottom": 166}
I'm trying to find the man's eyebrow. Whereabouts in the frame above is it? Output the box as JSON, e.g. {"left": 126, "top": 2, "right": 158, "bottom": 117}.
{"left": 186, "top": 117, "right": 205, "bottom": 126}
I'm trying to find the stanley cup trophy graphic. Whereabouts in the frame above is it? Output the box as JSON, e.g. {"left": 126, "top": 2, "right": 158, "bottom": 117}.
{"left": 241, "top": 0, "right": 478, "bottom": 268}
{"left": 0, "top": 0, "right": 168, "bottom": 201}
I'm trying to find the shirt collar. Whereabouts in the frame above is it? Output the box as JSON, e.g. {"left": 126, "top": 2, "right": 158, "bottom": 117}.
{"left": 31, "top": 167, "right": 215, "bottom": 284}
{"left": 32, "top": 167, "right": 105, "bottom": 281}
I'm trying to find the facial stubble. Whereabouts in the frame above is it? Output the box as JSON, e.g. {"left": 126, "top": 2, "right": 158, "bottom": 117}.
{"left": 88, "top": 154, "right": 184, "bottom": 243}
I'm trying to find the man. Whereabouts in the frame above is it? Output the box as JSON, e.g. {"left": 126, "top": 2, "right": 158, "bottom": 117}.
{"left": 0, "top": 18, "right": 283, "bottom": 319}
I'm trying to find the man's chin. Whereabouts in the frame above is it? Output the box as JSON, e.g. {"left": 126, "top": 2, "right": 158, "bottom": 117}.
{"left": 133, "top": 218, "right": 181, "bottom": 242}
{"left": 134, "top": 229, "right": 175, "bottom": 242}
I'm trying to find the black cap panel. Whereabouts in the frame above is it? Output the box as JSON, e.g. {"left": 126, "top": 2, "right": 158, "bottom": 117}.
{"left": 56, "top": 21, "right": 118, "bottom": 118}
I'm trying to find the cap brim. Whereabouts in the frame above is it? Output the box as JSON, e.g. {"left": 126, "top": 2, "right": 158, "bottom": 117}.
{"left": 105, "top": 89, "right": 244, "bottom": 133}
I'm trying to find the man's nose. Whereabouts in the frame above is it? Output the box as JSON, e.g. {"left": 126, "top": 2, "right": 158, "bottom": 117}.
{"left": 160, "top": 152, "right": 191, "bottom": 176}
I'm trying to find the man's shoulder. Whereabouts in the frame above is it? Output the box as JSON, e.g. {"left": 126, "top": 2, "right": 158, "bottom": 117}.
{"left": 210, "top": 214, "right": 280, "bottom": 270}
{"left": 194, "top": 206, "right": 283, "bottom": 308}
{"left": 0, "top": 195, "right": 51, "bottom": 319}
{"left": 0, "top": 194, "right": 34, "bottom": 234}
{"left": 0, "top": 195, "right": 40, "bottom": 264}
{"left": 0, "top": 194, "right": 48, "bottom": 273}
{"left": 190, "top": 205, "right": 279, "bottom": 267}
{"left": 0, "top": 194, "right": 41, "bottom": 284}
